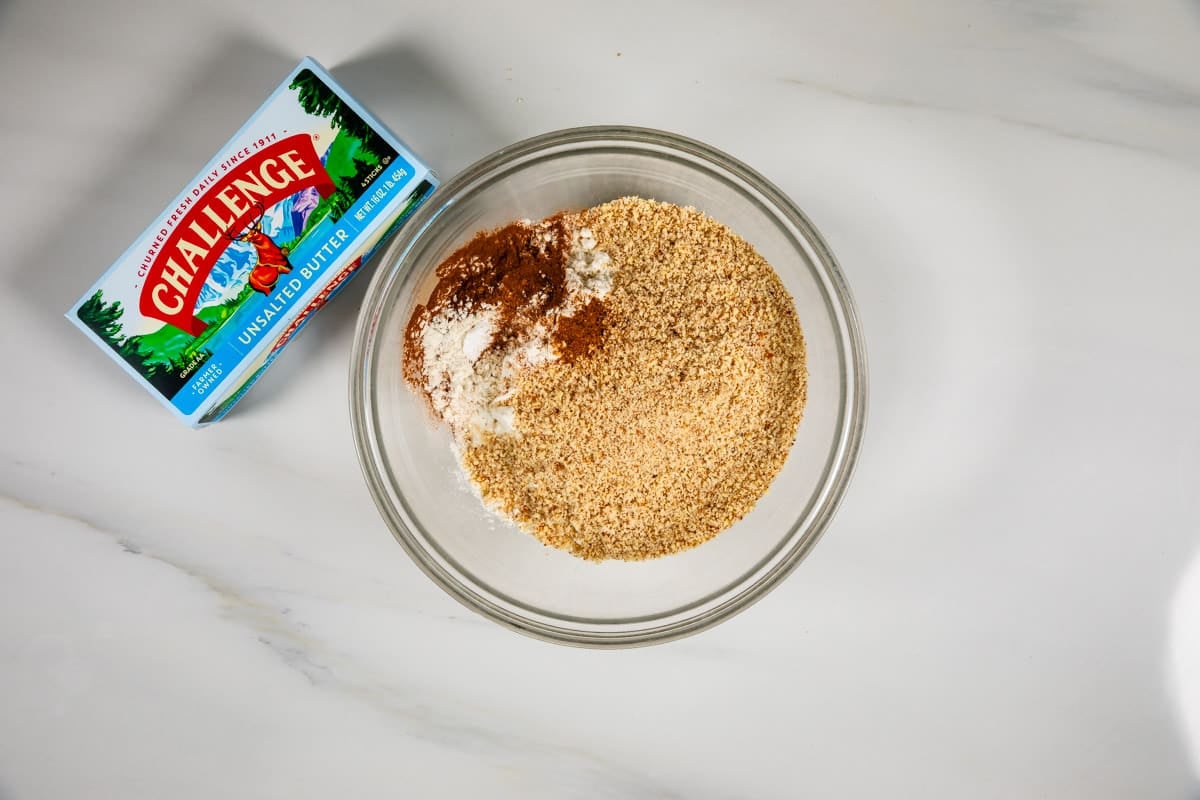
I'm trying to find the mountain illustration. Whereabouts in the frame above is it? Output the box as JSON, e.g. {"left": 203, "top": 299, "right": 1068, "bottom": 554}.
{"left": 195, "top": 191, "right": 301, "bottom": 309}
{"left": 193, "top": 147, "right": 337, "bottom": 310}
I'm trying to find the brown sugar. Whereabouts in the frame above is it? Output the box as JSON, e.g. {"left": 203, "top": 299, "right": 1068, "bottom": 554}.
{"left": 551, "top": 297, "right": 608, "bottom": 364}
{"left": 459, "top": 198, "right": 807, "bottom": 561}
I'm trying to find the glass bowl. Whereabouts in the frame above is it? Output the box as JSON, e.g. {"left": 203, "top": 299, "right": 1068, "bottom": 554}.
{"left": 350, "top": 126, "right": 866, "bottom": 647}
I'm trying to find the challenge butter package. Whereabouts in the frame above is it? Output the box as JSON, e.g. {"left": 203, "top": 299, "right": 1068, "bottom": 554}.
{"left": 68, "top": 57, "right": 436, "bottom": 426}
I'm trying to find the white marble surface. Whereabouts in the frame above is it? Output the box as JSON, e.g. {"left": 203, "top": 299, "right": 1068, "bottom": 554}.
{"left": 2, "top": 0, "right": 1199, "bottom": 796}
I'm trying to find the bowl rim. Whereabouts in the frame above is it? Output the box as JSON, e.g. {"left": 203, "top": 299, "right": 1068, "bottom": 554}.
{"left": 349, "top": 124, "right": 868, "bottom": 648}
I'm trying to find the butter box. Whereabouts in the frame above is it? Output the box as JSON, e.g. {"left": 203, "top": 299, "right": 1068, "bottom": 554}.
{"left": 68, "top": 57, "right": 436, "bottom": 426}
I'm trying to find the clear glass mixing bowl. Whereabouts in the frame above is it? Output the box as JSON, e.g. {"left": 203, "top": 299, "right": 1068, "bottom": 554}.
{"left": 350, "top": 126, "right": 867, "bottom": 647}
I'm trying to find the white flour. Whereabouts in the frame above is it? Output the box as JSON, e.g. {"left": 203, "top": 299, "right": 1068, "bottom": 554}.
{"left": 418, "top": 227, "right": 613, "bottom": 444}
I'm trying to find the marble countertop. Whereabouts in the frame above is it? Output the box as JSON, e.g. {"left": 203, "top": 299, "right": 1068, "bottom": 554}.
{"left": 2, "top": 0, "right": 1199, "bottom": 796}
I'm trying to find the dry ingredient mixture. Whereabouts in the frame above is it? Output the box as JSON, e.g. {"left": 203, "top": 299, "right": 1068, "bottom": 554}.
{"left": 404, "top": 197, "right": 806, "bottom": 561}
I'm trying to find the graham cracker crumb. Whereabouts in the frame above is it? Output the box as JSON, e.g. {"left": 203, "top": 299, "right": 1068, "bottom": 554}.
{"left": 460, "top": 197, "right": 807, "bottom": 561}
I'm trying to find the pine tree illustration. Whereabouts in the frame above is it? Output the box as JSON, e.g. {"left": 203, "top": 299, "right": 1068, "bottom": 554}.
{"left": 76, "top": 290, "right": 192, "bottom": 397}
{"left": 288, "top": 69, "right": 394, "bottom": 162}
{"left": 77, "top": 290, "right": 124, "bottom": 346}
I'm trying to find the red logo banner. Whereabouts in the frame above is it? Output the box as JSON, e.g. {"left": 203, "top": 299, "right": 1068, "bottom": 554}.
{"left": 140, "top": 134, "right": 335, "bottom": 335}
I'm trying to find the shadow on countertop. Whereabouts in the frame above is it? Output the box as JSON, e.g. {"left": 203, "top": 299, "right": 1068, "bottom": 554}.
{"left": 331, "top": 39, "right": 514, "bottom": 179}
{"left": 3, "top": 34, "right": 294, "bottom": 329}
